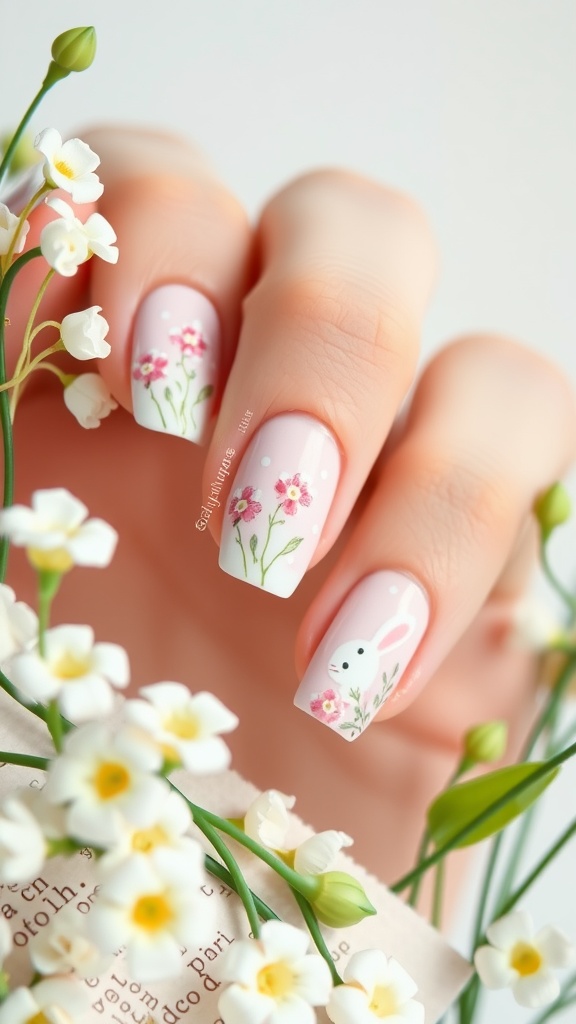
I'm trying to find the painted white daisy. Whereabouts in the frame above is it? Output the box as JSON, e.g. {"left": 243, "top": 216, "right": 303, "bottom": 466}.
{"left": 0, "top": 977, "right": 88, "bottom": 1024}
{"left": 63, "top": 372, "right": 118, "bottom": 428}
{"left": 35, "top": 127, "right": 103, "bottom": 203}
{"left": 326, "top": 949, "right": 424, "bottom": 1023}
{"left": 60, "top": 305, "right": 110, "bottom": 360}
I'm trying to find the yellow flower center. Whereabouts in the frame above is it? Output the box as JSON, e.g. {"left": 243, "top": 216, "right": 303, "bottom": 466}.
{"left": 54, "top": 158, "right": 75, "bottom": 179}
{"left": 131, "top": 825, "right": 169, "bottom": 854}
{"left": 257, "top": 960, "right": 294, "bottom": 1000}
{"left": 510, "top": 941, "right": 542, "bottom": 976}
{"left": 132, "top": 893, "right": 173, "bottom": 933}
{"left": 52, "top": 651, "right": 90, "bottom": 680}
{"left": 164, "top": 710, "right": 201, "bottom": 741}
{"left": 27, "top": 546, "right": 73, "bottom": 572}
{"left": 93, "top": 761, "right": 130, "bottom": 800}
{"left": 235, "top": 499, "right": 248, "bottom": 513}
{"left": 368, "top": 984, "right": 398, "bottom": 1017}
{"left": 26, "top": 1013, "right": 51, "bottom": 1024}
{"left": 287, "top": 485, "right": 301, "bottom": 500}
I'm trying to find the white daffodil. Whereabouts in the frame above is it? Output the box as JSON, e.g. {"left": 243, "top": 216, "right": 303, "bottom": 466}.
{"left": 0, "top": 791, "right": 47, "bottom": 882}
{"left": 44, "top": 722, "right": 166, "bottom": 847}
{"left": 9, "top": 623, "right": 129, "bottom": 722}
{"left": 243, "top": 789, "right": 295, "bottom": 849}
{"left": 0, "top": 201, "right": 29, "bottom": 256}
{"left": 40, "top": 194, "right": 118, "bottom": 276}
{"left": 0, "top": 486, "right": 118, "bottom": 571}
{"left": 0, "top": 977, "right": 89, "bottom": 1024}
{"left": 123, "top": 681, "right": 239, "bottom": 773}
{"left": 88, "top": 851, "right": 207, "bottom": 982}
{"left": 218, "top": 920, "right": 332, "bottom": 1024}
{"left": 64, "top": 372, "right": 118, "bottom": 428}
{"left": 99, "top": 787, "right": 198, "bottom": 872}
{"left": 326, "top": 949, "right": 424, "bottom": 1023}
{"left": 34, "top": 127, "right": 103, "bottom": 203}
{"left": 294, "top": 830, "right": 354, "bottom": 876}
{"left": 474, "top": 909, "right": 576, "bottom": 1009}
{"left": 29, "top": 905, "right": 113, "bottom": 978}
{"left": 60, "top": 305, "right": 110, "bottom": 360}
{"left": 0, "top": 917, "right": 12, "bottom": 963}
{"left": 0, "top": 582, "right": 37, "bottom": 664}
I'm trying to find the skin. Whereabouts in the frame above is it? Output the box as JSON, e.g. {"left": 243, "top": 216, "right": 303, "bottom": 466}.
{"left": 4, "top": 127, "right": 576, "bottom": 913}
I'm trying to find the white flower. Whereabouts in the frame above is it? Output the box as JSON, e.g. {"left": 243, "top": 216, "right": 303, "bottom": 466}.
{"left": 326, "top": 949, "right": 424, "bottom": 1023}
{"left": 29, "top": 905, "right": 113, "bottom": 978}
{"left": 64, "top": 372, "right": 118, "bottom": 428}
{"left": 60, "top": 305, "right": 110, "bottom": 360}
{"left": 40, "top": 195, "right": 118, "bottom": 277}
{"left": 218, "top": 920, "right": 332, "bottom": 1024}
{"left": 0, "top": 582, "right": 37, "bottom": 664}
{"left": 294, "top": 831, "right": 354, "bottom": 875}
{"left": 0, "top": 487, "right": 118, "bottom": 571}
{"left": 44, "top": 722, "right": 166, "bottom": 847}
{"left": 243, "top": 789, "right": 295, "bottom": 849}
{"left": 474, "top": 910, "right": 576, "bottom": 1009}
{"left": 124, "top": 682, "right": 239, "bottom": 773}
{"left": 88, "top": 852, "right": 207, "bottom": 981}
{"left": 99, "top": 787, "right": 198, "bottom": 872}
{"left": 0, "top": 792, "right": 47, "bottom": 882}
{"left": 35, "top": 127, "right": 103, "bottom": 203}
{"left": 0, "top": 977, "right": 89, "bottom": 1024}
{"left": 509, "top": 596, "right": 565, "bottom": 651}
{"left": 0, "top": 201, "right": 29, "bottom": 256}
{"left": 9, "top": 623, "right": 129, "bottom": 722}
{"left": 0, "top": 917, "right": 12, "bottom": 963}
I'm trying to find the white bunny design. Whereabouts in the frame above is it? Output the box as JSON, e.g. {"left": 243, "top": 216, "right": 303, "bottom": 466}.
{"left": 327, "top": 583, "right": 418, "bottom": 694}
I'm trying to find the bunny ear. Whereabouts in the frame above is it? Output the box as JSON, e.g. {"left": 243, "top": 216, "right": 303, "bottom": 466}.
{"left": 374, "top": 615, "right": 416, "bottom": 653}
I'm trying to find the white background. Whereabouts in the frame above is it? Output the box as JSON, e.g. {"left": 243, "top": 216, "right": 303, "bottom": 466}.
{"left": 3, "top": 3, "right": 576, "bottom": 1021}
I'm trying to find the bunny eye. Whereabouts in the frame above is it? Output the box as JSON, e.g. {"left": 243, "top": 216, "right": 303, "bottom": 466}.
{"left": 357, "top": 647, "right": 364, "bottom": 655}
{"left": 342, "top": 662, "right": 349, "bottom": 670}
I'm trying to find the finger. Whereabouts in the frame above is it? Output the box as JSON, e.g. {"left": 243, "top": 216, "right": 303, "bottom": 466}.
{"left": 203, "top": 170, "right": 437, "bottom": 596}
{"left": 294, "top": 335, "right": 576, "bottom": 740}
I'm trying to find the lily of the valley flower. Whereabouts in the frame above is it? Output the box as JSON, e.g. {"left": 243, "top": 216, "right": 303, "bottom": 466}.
{"left": 0, "top": 792, "right": 48, "bottom": 882}
{"left": 124, "top": 681, "right": 239, "bottom": 773}
{"left": 326, "top": 949, "right": 424, "bottom": 1023}
{"left": 0, "top": 583, "right": 37, "bottom": 664}
{"left": 60, "top": 305, "right": 110, "bottom": 359}
{"left": 0, "top": 487, "right": 118, "bottom": 571}
{"left": 40, "top": 195, "right": 118, "bottom": 277}
{"left": 64, "top": 372, "right": 118, "bottom": 428}
{"left": 0, "top": 201, "right": 29, "bottom": 256}
{"left": 29, "top": 905, "right": 113, "bottom": 978}
{"left": 0, "top": 977, "right": 89, "bottom": 1024}
{"left": 218, "top": 920, "right": 333, "bottom": 1024}
{"left": 35, "top": 128, "right": 103, "bottom": 203}
{"left": 474, "top": 910, "right": 576, "bottom": 1008}
{"left": 9, "top": 623, "right": 129, "bottom": 722}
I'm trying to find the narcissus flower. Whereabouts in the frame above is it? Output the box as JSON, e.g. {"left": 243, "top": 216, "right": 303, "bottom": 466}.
{"left": 0, "top": 201, "right": 29, "bottom": 256}
{"left": 218, "top": 920, "right": 332, "bottom": 1024}
{"left": 60, "top": 305, "right": 110, "bottom": 359}
{"left": 0, "top": 792, "right": 48, "bottom": 882}
{"left": 35, "top": 128, "right": 103, "bottom": 203}
{"left": 99, "top": 787, "right": 198, "bottom": 872}
{"left": 64, "top": 372, "right": 118, "bottom": 428}
{"left": 326, "top": 949, "right": 424, "bottom": 1023}
{"left": 29, "top": 905, "right": 112, "bottom": 978}
{"left": 243, "top": 789, "right": 295, "bottom": 849}
{"left": 40, "top": 194, "right": 118, "bottom": 276}
{"left": 0, "top": 977, "right": 89, "bottom": 1024}
{"left": 293, "top": 830, "right": 353, "bottom": 875}
{"left": 0, "top": 583, "right": 37, "bottom": 664}
{"left": 474, "top": 910, "right": 576, "bottom": 1008}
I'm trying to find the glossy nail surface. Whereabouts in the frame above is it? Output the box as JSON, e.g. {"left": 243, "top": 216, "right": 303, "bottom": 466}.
{"left": 131, "top": 284, "right": 220, "bottom": 443}
{"left": 294, "top": 571, "right": 429, "bottom": 740}
{"left": 219, "top": 413, "right": 340, "bottom": 597}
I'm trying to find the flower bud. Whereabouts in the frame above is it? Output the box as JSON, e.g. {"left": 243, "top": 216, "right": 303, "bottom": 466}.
{"left": 308, "top": 870, "right": 376, "bottom": 928}
{"left": 534, "top": 483, "right": 572, "bottom": 542}
{"left": 464, "top": 721, "right": 508, "bottom": 766}
{"left": 51, "top": 27, "right": 97, "bottom": 72}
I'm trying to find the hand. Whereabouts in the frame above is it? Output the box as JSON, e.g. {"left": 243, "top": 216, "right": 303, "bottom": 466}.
{"left": 6, "top": 127, "right": 576, "bottom": 893}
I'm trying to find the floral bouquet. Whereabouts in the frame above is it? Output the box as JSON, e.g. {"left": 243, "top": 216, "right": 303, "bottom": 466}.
{"left": 0, "top": 27, "right": 575, "bottom": 1024}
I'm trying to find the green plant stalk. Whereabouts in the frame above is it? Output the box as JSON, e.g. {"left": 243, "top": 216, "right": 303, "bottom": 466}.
{"left": 407, "top": 757, "right": 469, "bottom": 909}
{"left": 0, "top": 750, "right": 49, "bottom": 771}
{"left": 203, "top": 853, "right": 280, "bottom": 923}
{"left": 0, "top": 86, "right": 52, "bottom": 187}
{"left": 194, "top": 812, "right": 261, "bottom": 939}
{"left": 540, "top": 542, "right": 576, "bottom": 618}
{"left": 431, "top": 857, "right": 445, "bottom": 930}
{"left": 291, "top": 887, "right": 343, "bottom": 986}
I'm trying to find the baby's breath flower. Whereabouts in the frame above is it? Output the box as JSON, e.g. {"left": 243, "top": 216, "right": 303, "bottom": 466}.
{"left": 35, "top": 128, "right": 103, "bottom": 203}
{"left": 63, "top": 372, "right": 118, "bottom": 428}
{"left": 474, "top": 910, "right": 576, "bottom": 1009}
{"left": 0, "top": 976, "right": 89, "bottom": 1024}
{"left": 326, "top": 949, "right": 424, "bottom": 1023}
{"left": 0, "top": 582, "right": 37, "bottom": 664}
{"left": 124, "top": 682, "right": 239, "bottom": 773}
{"left": 29, "top": 905, "right": 113, "bottom": 978}
{"left": 10, "top": 623, "right": 129, "bottom": 722}
{"left": 0, "top": 792, "right": 47, "bottom": 882}
{"left": 0, "top": 201, "right": 29, "bottom": 256}
{"left": 40, "top": 195, "right": 118, "bottom": 276}
{"left": 243, "top": 789, "right": 295, "bottom": 849}
{"left": 0, "top": 487, "right": 118, "bottom": 571}
{"left": 60, "top": 305, "right": 110, "bottom": 359}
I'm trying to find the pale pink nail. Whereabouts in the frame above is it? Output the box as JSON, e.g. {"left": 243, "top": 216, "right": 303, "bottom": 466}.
{"left": 218, "top": 413, "right": 340, "bottom": 597}
{"left": 294, "top": 571, "right": 429, "bottom": 740}
{"left": 131, "top": 284, "right": 220, "bottom": 443}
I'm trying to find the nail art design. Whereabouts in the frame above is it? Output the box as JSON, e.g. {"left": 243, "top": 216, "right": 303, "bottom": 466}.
{"left": 219, "top": 414, "right": 340, "bottom": 597}
{"left": 131, "top": 285, "right": 220, "bottom": 443}
{"left": 294, "top": 572, "right": 429, "bottom": 740}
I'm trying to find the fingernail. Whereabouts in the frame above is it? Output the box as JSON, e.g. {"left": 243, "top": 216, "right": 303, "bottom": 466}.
{"left": 218, "top": 413, "right": 340, "bottom": 597}
{"left": 294, "top": 571, "right": 429, "bottom": 741}
{"left": 131, "top": 284, "right": 220, "bottom": 443}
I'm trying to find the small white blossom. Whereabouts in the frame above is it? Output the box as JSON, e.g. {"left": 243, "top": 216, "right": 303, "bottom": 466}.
{"left": 218, "top": 920, "right": 332, "bottom": 1024}
{"left": 44, "top": 722, "right": 166, "bottom": 847}
{"left": 0, "top": 582, "right": 37, "bottom": 664}
{"left": 60, "top": 305, "right": 110, "bottom": 360}
{"left": 294, "top": 830, "right": 354, "bottom": 876}
{"left": 0, "top": 487, "right": 118, "bottom": 571}
{"left": 243, "top": 789, "right": 295, "bottom": 849}
{"left": 40, "top": 195, "right": 118, "bottom": 276}
{"left": 0, "top": 791, "right": 47, "bottom": 882}
{"left": 0, "top": 977, "right": 89, "bottom": 1024}
{"left": 474, "top": 910, "right": 576, "bottom": 1009}
{"left": 29, "top": 905, "right": 113, "bottom": 978}
{"left": 99, "top": 787, "right": 198, "bottom": 872}
{"left": 326, "top": 949, "right": 424, "bottom": 1023}
{"left": 35, "top": 127, "right": 103, "bottom": 203}
{"left": 124, "top": 682, "right": 239, "bottom": 773}
{"left": 64, "top": 372, "right": 118, "bottom": 428}
{"left": 9, "top": 623, "right": 129, "bottom": 722}
{"left": 509, "top": 596, "right": 564, "bottom": 651}
{"left": 0, "top": 917, "right": 12, "bottom": 963}
{"left": 0, "top": 201, "right": 29, "bottom": 256}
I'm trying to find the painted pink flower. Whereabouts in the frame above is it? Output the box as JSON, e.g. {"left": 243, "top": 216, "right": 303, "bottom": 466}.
{"left": 229, "top": 486, "right": 262, "bottom": 525}
{"left": 274, "top": 473, "right": 313, "bottom": 515}
{"left": 169, "top": 323, "right": 208, "bottom": 358}
{"left": 310, "top": 688, "right": 348, "bottom": 724}
{"left": 132, "top": 351, "right": 169, "bottom": 387}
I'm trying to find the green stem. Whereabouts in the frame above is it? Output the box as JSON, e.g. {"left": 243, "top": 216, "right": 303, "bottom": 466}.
{"left": 1, "top": 340, "right": 63, "bottom": 393}
{"left": 194, "top": 812, "right": 261, "bottom": 938}
{"left": 540, "top": 542, "right": 576, "bottom": 617}
{"left": 203, "top": 853, "right": 280, "bottom": 923}
{"left": 0, "top": 85, "right": 52, "bottom": 188}
{"left": 260, "top": 505, "right": 282, "bottom": 585}
{"left": 431, "top": 857, "right": 445, "bottom": 930}
{"left": 0, "top": 750, "right": 50, "bottom": 771}
{"left": 150, "top": 387, "right": 167, "bottom": 429}
{"left": 234, "top": 523, "right": 248, "bottom": 578}
{"left": 291, "top": 888, "right": 342, "bottom": 985}
{"left": 495, "top": 815, "right": 576, "bottom": 920}
{"left": 408, "top": 759, "right": 468, "bottom": 909}
{"left": 0, "top": 668, "right": 49, "bottom": 725}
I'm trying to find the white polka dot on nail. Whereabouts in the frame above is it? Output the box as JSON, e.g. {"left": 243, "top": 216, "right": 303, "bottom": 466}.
{"left": 320, "top": 469, "right": 328, "bottom": 480}
{"left": 160, "top": 310, "right": 170, "bottom": 320}
{"left": 389, "top": 585, "right": 399, "bottom": 594}
{"left": 312, "top": 524, "right": 320, "bottom": 535}
{"left": 287, "top": 555, "right": 295, "bottom": 565}
{"left": 261, "top": 456, "right": 271, "bottom": 467}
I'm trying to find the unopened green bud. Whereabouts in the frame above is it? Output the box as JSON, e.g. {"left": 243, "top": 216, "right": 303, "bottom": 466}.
{"left": 464, "top": 720, "right": 508, "bottom": 766}
{"left": 308, "top": 870, "right": 376, "bottom": 928}
{"left": 534, "top": 483, "right": 572, "bottom": 542}
{"left": 52, "top": 26, "right": 97, "bottom": 72}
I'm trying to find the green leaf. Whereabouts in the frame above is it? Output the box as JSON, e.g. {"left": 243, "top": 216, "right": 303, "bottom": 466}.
{"left": 277, "top": 536, "right": 303, "bottom": 556}
{"left": 427, "top": 762, "right": 560, "bottom": 849}
{"left": 195, "top": 384, "right": 214, "bottom": 404}
{"left": 249, "top": 534, "right": 258, "bottom": 562}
